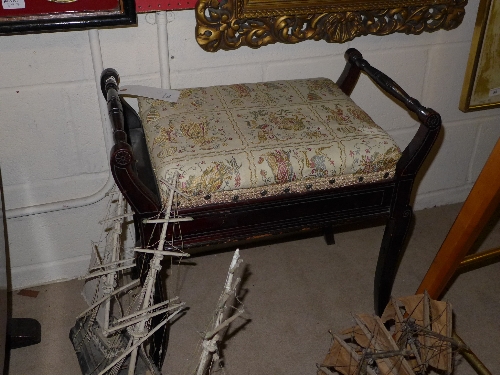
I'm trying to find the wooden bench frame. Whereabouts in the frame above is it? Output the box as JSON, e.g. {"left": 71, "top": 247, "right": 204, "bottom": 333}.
{"left": 101, "top": 48, "right": 441, "bottom": 368}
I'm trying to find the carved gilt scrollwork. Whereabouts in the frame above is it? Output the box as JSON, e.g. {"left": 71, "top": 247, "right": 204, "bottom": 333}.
{"left": 196, "top": 0, "right": 467, "bottom": 51}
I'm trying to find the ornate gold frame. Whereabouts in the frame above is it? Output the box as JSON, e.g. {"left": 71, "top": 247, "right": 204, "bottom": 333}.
{"left": 196, "top": 0, "right": 467, "bottom": 51}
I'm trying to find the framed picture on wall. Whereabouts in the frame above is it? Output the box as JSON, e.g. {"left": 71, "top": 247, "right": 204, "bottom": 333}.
{"left": 195, "top": 0, "right": 467, "bottom": 51}
{"left": 459, "top": 0, "right": 500, "bottom": 112}
{"left": 0, "top": 0, "right": 136, "bottom": 35}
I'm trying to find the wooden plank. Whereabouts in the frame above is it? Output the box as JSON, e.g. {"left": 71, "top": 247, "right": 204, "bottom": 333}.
{"left": 417, "top": 138, "right": 500, "bottom": 298}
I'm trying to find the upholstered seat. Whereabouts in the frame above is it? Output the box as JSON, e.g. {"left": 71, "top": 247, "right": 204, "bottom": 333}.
{"left": 138, "top": 78, "right": 401, "bottom": 207}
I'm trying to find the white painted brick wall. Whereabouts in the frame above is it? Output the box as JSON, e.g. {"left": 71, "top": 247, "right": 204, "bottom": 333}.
{"left": 1, "top": 3, "right": 499, "bottom": 288}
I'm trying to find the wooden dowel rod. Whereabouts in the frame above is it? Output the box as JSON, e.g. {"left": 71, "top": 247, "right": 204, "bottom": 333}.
{"left": 115, "top": 297, "right": 179, "bottom": 323}
{"left": 88, "top": 258, "right": 134, "bottom": 272}
{"left": 458, "top": 247, "right": 500, "bottom": 270}
{"left": 143, "top": 217, "right": 193, "bottom": 223}
{"left": 80, "top": 264, "right": 135, "bottom": 280}
{"left": 417, "top": 139, "right": 500, "bottom": 299}
{"left": 133, "top": 248, "right": 189, "bottom": 257}
{"left": 76, "top": 280, "right": 139, "bottom": 319}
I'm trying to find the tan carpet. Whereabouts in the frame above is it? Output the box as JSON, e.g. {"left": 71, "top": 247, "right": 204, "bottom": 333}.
{"left": 8, "top": 203, "right": 500, "bottom": 375}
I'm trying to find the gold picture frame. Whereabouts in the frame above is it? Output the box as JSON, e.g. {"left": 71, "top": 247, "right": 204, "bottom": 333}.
{"left": 196, "top": 0, "right": 467, "bottom": 51}
{"left": 459, "top": 0, "right": 500, "bottom": 112}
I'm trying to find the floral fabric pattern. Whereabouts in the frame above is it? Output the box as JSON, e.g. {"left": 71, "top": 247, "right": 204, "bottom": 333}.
{"left": 137, "top": 78, "right": 401, "bottom": 207}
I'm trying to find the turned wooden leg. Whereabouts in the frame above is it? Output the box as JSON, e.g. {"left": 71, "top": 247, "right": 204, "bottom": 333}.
{"left": 417, "top": 139, "right": 500, "bottom": 299}
{"left": 324, "top": 226, "right": 335, "bottom": 245}
{"left": 374, "top": 205, "right": 413, "bottom": 315}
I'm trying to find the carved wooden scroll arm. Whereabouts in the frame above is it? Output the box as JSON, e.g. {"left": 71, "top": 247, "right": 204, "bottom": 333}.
{"left": 101, "top": 70, "right": 169, "bottom": 369}
{"left": 100, "top": 69, "right": 161, "bottom": 215}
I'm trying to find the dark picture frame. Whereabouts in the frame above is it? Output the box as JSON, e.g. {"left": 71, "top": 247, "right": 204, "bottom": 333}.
{"left": 0, "top": 0, "right": 136, "bottom": 35}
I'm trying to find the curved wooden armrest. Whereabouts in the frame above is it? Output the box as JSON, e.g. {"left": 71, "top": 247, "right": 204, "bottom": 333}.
{"left": 345, "top": 48, "right": 441, "bottom": 130}
{"left": 341, "top": 48, "right": 443, "bottom": 315}
{"left": 100, "top": 69, "right": 161, "bottom": 214}
{"left": 341, "top": 48, "right": 441, "bottom": 178}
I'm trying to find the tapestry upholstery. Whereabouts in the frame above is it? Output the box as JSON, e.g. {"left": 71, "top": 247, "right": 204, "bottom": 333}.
{"left": 137, "top": 78, "right": 401, "bottom": 208}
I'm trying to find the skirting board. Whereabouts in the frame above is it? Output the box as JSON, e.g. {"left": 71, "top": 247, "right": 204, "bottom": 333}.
{"left": 413, "top": 185, "right": 472, "bottom": 211}
{"left": 11, "top": 255, "right": 90, "bottom": 291}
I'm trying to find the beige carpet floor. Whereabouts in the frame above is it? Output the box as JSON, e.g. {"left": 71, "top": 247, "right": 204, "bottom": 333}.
{"left": 8, "top": 203, "right": 500, "bottom": 375}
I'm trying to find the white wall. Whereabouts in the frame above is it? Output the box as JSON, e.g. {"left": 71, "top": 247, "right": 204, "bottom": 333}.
{"left": 1, "top": 0, "right": 499, "bottom": 289}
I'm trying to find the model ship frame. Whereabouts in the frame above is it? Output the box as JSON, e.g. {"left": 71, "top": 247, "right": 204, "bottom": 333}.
{"left": 70, "top": 183, "right": 246, "bottom": 375}
{"left": 195, "top": 0, "right": 467, "bottom": 51}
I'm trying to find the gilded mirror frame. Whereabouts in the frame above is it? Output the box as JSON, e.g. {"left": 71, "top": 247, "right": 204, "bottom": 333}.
{"left": 196, "top": 0, "right": 467, "bottom": 51}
